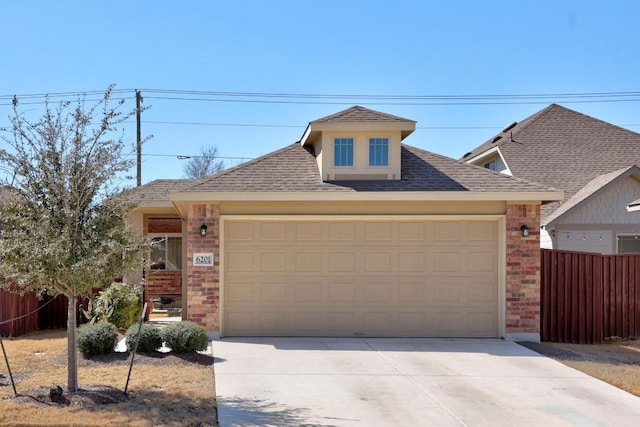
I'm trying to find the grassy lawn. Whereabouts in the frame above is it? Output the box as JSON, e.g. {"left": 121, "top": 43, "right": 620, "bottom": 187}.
{"left": 0, "top": 330, "right": 216, "bottom": 427}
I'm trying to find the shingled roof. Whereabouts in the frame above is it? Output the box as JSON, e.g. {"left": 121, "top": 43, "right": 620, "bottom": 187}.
{"left": 181, "top": 142, "right": 555, "bottom": 195}
{"left": 311, "top": 105, "right": 415, "bottom": 124}
{"left": 462, "top": 104, "right": 640, "bottom": 223}
{"left": 124, "top": 179, "right": 194, "bottom": 202}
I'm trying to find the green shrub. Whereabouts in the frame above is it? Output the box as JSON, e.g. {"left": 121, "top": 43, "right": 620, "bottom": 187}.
{"left": 125, "top": 323, "right": 163, "bottom": 353}
{"left": 94, "top": 283, "right": 142, "bottom": 329}
{"left": 77, "top": 322, "right": 118, "bottom": 357}
{"left": 161, "top": 321, "right": 209, "bottom": 353}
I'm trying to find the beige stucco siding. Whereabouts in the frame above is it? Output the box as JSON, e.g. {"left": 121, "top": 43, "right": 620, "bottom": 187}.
{"left": 218, "top": 200, "right": 507, "bottom": 216}
{"left": 221, "top": 215, "right": 501, "bottom": 338}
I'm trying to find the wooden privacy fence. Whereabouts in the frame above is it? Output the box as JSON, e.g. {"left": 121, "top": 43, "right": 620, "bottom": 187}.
{"left": 0, "top": 288, "right": 39, "bottom": 337}
{"left": 0, "top": 290, "right": 78, "bottom": 337}
{"left": 541, "top": 249, "right": 640, "bottom": 344}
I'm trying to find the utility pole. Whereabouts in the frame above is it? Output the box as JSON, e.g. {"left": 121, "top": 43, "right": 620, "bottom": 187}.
{"left": 136, "top": 90, "right": 142, "bottom": 186}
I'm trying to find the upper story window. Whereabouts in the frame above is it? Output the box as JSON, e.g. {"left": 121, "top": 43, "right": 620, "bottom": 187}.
{"left": 484, "top": 159, "right": 498, "bottom": 171}
{"left": 334, "top": 138, "right": 354, "bottom": 166}
{"left": 369, "top": 138, "right": 389, "bottom": 166}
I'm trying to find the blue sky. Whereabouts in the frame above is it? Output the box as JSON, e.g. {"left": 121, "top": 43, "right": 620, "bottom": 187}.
{"left": 1, "top": 1, "right": 640, "bottom": 185}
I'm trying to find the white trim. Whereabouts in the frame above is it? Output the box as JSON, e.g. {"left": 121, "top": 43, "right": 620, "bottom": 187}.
{"left": 173, "top": 191, "right": 562, "bottom": 203}
{"left": 218, "top": 214, "right": 506, "bottom": 338}
{"left": 464, "top": 146, "right": 512, "bottom": 176}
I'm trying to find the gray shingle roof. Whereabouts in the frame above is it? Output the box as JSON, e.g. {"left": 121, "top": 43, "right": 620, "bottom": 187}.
{"left": 463, "top": 104, "right": 640, "bottom": 223}
{"left": 311, "top": 105, "right": 415, "bottom": 124}
{"left": 182, "top": 142, "right": 554, "bottom": 194}
{"left": 123, "top": 179, "right": 194, "bottom": 202}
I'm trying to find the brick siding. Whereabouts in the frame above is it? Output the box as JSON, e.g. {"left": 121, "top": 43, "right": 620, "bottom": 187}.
{"left": 185, "top": 203, "right": 220, "bottom": 331}
{"left": 505, "top": 203, "right": 541, "bottom": 335}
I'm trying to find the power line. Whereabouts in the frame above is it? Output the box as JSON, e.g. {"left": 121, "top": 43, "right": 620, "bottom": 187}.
{"left": 3, "top": 88, "right": 640, "bottom": 107}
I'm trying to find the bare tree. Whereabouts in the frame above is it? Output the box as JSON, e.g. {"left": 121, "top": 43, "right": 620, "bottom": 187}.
{"left": 182, "top": 146, "right": 225, "bottom": 179}
{"left": 0, "top": 86, "right": 148, "bottom": 392}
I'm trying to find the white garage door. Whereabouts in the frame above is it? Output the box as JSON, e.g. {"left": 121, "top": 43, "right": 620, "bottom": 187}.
{"left": 222, "top": 218, "right": 499, "bottom": 337}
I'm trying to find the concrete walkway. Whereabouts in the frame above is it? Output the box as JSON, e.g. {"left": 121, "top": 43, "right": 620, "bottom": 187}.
{"left": 213, "top": 338, "right": 640, "bottom": 427}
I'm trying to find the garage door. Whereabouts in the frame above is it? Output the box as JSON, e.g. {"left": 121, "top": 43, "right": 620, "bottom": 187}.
{"left": 222, "top": 218, "right": 499, "bottom": 337}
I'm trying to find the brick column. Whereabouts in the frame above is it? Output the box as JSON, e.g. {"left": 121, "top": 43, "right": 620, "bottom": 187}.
{"left": 186, "top": 203, "right": 220, "bottom": 334}
{"left": 505, "top": 203, "right": 541, "bottom": 342}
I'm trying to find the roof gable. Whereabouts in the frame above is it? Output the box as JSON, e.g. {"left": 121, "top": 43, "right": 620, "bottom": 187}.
{"left": 311, "top": 105, "right": 415, "bottom": 124}
{"left": 544, "top": 166, "right": 640, "bottom": 227}
{"left": 463, "top": 104, "right": 640, "bottom": 221}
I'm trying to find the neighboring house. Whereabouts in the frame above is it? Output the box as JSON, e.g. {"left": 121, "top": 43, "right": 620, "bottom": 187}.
{"left": 462, "top": 104, "right": 640, "bottom": 254}
{"left": 129, "top": 106, "right": 561, "bottom": 341}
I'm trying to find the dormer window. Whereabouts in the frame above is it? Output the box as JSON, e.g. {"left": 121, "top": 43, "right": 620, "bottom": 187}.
{"left": 334, "top": 138, "right": 354, "bottom": 166}
{"left": 484, "top": 159, "right": 498, "bottom": 171}
{"left": 301, "top": 105, "right": 416, "bottom": 181}
{"left": 369, "top": 138, "right": 389, "bottom": 166}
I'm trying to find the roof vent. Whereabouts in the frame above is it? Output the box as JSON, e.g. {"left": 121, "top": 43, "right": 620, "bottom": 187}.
{"left": 502, "top": 121, "right": 518, "bottom": 133}
{"left": 492, "top": 135, "right": 502, "bottom": 143}
{"left": 462, "top": 152, "right": 472, "bottom": 159}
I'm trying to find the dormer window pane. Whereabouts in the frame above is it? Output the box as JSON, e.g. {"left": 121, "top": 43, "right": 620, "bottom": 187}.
{"left": 334, "top": 138, "right": 354, "bottom": 166}
{"left": 369, "top": 138, "right": 389, "bottom": 166}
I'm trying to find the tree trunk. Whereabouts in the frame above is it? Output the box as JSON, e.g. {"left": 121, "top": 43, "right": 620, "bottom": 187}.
{"left": 67, "top": 295, "right": 78, "bottom": 392}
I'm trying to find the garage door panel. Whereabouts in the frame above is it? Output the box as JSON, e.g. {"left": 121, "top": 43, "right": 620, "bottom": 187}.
{"left": 328, "top": 312, "right": 357, "bottom": 333}
{"left": 294, "top": 252, "right": 322, "bottom": 272}
{"left": 329, "top": 222, "right": 356, "bottom": 241}
{"left": 224, "top": 219, "right": 499, "bottom": 337}
{"left": 468, "top": 252, "right": 495, "bottom": 272}
{"left": 398, "top": 281, "right": 427, "bottom": 303}
{"left": 328, "top": 252, "right": 355, "bottom": 272}
{"left": 433, "top": 252, "right": 461, "bottom": 272}
{"left": 398, "top": 252, "right": 427, "bottom": 272}
{"left": 227, "top": 251, "right": 254, "bottom": 272}
{"left": 226, "top": 281, "right": 253, "bottom": 302}
{"left": 260, "top": 252, "right": 287, "bottom": 272}
{"left": 294, "top": 282, "right": 323, "bottom": 303}
{"left": 364, "top": 252, "right": 391, "bottom": 272}
{"left": 259, "top": 282, "right": 288, "bottom": 303}
{"left": 398, "top": 222, "right": 427, "bottom": 241}
{"left": 294, "top": 312, "right": 322, "bottom": 332}
{"left": 364, "top": 222, "right": 392, "bottom": 241}
{"left": 469, "top": 221, "right": 497, "bottom": 241}
{"left": 328, "top": 282, "right": 356, "bottom": 303}
{"left": 259, "top": 312, "right": 288, "bottom": 333}
{"left": 433, "top": 281, "right": 461, "bottom": 303}
{"left": 258, "top": 222, "right": 287, "bottom": 242}
{"left": 364, "top": 282, "right": 392, "bottom": 303}
{"left": 467, "top": 312, "right": 497, "bottom": 335}
{"left": 435, "top": 222, "right": 461, "bottom": 241}
{"left": 364, "top": 312, "right": 392, "bottom": 333}
{"left": 468, "top": 280, "right": 497, "bottom": 303}
{"left": 294, "top": 222, "right": 323, "bottom": 242}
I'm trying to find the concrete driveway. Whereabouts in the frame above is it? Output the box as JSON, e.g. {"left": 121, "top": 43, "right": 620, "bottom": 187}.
{"left": 213, "top": 338, "right": 640, "bottom": 426}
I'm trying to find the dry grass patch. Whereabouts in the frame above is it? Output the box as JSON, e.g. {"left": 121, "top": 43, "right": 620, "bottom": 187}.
{"left": 0, "top": 330, "right": 216, "bottom": 427}
{"left": 523, "top": 339, "right": 640, "bottom": 397}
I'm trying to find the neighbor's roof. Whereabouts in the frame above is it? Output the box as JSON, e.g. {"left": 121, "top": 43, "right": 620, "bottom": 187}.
{"left": 179, "top": 142, "right": 557, "bottom": 196}
{"left": 123, "top": 179, "right": 194, "bottom": 202}
{"left": 462, "top": 104, "right": 640, "bottom": 223}
{"left": 310, "top": 105, "right": 415, "bottom": 124}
